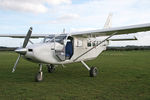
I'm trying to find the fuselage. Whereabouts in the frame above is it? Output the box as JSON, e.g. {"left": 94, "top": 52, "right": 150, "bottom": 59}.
{"left": 20, "top": 34, "right": 108, "bottom": 65}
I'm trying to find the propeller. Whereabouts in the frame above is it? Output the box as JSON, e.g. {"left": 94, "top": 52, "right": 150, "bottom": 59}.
{"left": 23, "top": 27, "right": 32, "bottom": 48}
{"left": 12, "top": 55, "right": 21, "bottom": 72}
{"left": 12, "top": 27, "right": 33, "bottom": 72}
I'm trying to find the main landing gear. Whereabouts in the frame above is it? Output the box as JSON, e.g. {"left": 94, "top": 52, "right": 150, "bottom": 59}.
{"left": 35, "top": 64, "right": 55, "bottom": 82}
{"left": 47, "top": 64, "right": 55, "bottom": 73}
{"left": 81, "top": 61, "right": 98, "bottom": 77}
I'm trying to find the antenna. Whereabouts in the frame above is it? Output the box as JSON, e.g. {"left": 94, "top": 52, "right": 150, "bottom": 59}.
{"left": 63, "top": 28, "right": 65, "bottom": 34}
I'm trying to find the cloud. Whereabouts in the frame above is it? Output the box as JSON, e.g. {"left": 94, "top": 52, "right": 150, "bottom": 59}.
{"left": 45, "top": 0, "right": 71, "bottom": 5}
{"left": 70, "top": 27, "right": 99, "bottom": 32}
{"left": 57, "top": 13, "right": 80, "bottom": 21}
{"left": 0, "top": 0, "right": 71, "bottom": 13}
{"left": 0, "top": 0, "right": 47, "bottom": 13}
{"left": 32, "top": 13, "right": 80, "bottom": 24}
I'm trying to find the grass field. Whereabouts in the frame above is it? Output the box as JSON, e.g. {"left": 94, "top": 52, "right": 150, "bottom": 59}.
{"left": 0, "top": 51, "right": 150, "bottom": 100}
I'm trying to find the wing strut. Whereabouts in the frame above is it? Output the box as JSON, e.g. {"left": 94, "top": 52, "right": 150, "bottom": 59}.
{"left": 73, "top": 32, "right": 117, "bottom": 62}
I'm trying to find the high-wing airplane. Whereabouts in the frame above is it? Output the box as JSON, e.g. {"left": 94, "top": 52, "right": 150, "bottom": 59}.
{"left": 0, "top": 15, "right": 150, "bottom": 82}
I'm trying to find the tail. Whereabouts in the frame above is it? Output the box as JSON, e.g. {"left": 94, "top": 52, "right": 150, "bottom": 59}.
{"left": 103, "top": 13, "right": 113, "bottom": 29}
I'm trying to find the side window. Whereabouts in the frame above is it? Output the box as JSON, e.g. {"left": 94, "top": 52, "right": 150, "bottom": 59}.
{"left": 77, "top": 40, "right": 83, "bottom": 47}
{"left": 87, "top": 41, "right": 98, "bottom": 47}
{"left": 87, "top": 41, "right": 92, "bottom": 47}
{"left": 92, "top": 41, "right": 96, "bottom": 46}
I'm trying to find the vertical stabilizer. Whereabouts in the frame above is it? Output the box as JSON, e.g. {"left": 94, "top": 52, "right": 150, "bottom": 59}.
{"left": 104, "top": 13, "right": 113, "bottom": 29}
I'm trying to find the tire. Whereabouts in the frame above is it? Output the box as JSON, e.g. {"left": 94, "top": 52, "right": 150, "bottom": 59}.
{"left": 47, "top": 64, "right": 55, "bottom": 73}
{"left": 35, "top": 72, "right": 43, "bottom": 82}
{"left": 90, "top": 67, "right": 98, "bottom": 77}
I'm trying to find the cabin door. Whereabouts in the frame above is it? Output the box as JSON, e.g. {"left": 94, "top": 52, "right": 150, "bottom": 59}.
{"left": 65, "top": 36, "right": 74, "bottom": 60}
{"left": 55, "top": 36, "right": 74, "bottom": 61}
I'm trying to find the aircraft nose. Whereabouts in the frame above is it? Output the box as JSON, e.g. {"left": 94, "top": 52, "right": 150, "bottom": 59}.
{"left": 15, "top": 48, "right": 27, "bottom": 55}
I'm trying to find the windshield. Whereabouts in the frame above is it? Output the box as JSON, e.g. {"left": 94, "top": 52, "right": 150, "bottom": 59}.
{"left": 44, "top": 34, "right": 67, "bottom": 44}
{"left": 43, "top": 35, "right": 55, "bottom": 43}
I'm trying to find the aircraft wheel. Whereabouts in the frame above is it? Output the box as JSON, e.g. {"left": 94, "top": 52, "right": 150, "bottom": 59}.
{"left": 47, "top": 64, "right": 55, "bottom": 73}
{"left": 35, "top": 71, "right": 43, "bottom": 82}
{"left": 90, "top": 67, "right": 98, "bottom": 77}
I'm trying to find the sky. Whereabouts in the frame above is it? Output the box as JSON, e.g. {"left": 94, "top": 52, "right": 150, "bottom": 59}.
{"left": 0, "top": 0, "right": 150, "bottom": 47}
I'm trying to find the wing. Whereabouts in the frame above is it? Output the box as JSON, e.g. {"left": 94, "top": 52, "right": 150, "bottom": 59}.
{"left": 0, "top": 34, "right": 50, "bottom": 38}
{"left": 71, "top": 23, "right": 150, "bottom": 37}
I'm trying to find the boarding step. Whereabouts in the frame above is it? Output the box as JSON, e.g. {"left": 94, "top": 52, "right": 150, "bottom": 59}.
{"left": 55, "top": 50, "right": 65, "bottom": 61}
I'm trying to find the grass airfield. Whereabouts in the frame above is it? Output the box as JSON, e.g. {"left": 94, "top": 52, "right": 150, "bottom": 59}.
{"left": 0, "top": 51, "right": 150, "bottom": 100}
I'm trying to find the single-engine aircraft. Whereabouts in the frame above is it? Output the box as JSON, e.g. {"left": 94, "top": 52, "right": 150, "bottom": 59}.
{"left": 0, "top": 15, "right": 150, "bottom": 82}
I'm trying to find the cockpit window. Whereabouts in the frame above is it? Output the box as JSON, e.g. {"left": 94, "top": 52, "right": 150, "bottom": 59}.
{"left": 44, "top": 34, "right": 67, "bottom": 44}
{"left": 43, "top": 35, "right": 55, "bottom": 43}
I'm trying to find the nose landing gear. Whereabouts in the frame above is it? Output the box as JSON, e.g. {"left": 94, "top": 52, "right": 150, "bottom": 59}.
{"left": 35, "top": 64, "right": 56, "bottom": 82}
{"left": 35, "top": 64, "right": 43, "bottom": 82}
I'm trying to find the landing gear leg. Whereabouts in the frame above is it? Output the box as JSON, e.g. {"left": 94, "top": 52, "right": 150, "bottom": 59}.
{"left": 81, "top": 61, "right": 98, "bottom": 77}
{"left": 47, "top": 64, "right": 55, "bottom": 73}
{"left": 35, "top": 64, "right": 43, "bottom": 82}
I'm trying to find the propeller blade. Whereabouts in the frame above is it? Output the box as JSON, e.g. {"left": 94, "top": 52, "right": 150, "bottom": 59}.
{"left": 12, "top": 55, "right": 21, "bottom": 73}
{"left": 23, "top": 27, "right": 33, "bottom": 48}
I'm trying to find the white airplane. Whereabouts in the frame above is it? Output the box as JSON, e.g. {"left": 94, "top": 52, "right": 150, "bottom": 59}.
{"left": 0, "top": 15, "right": 150, "bottom": 82}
